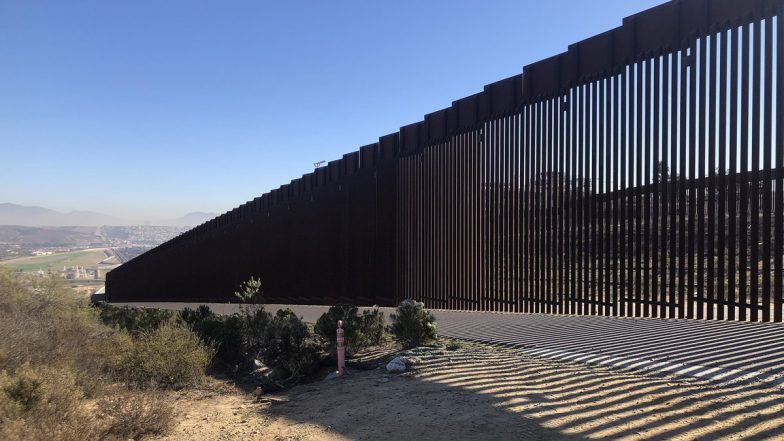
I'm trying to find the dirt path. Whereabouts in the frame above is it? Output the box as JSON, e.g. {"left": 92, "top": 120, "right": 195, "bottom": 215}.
{"left": 154, "top": 342, "right": 784, "bottom": 440}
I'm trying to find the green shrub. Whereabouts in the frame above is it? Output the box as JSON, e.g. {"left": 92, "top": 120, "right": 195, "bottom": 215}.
{"left": 180, "top": 305, "right": 246, "bottom": 366}
{"left": 445, "top": 339, "right": 465, "bottom": 351}
{"left": 260, "top": 309, "right": 320, "bottom": 377}
{"left": 315, "top": 304, "right": 362, "bottom": 352}
{"left": 98, "top": 304, "right": 179, "bottom": 335}
{"left": 316, "top": 305, "right": 388, "bottom": 353}
{"left": 357, "top": 308, "right": 387, "bottom": 347}
{"left": 118, "top": 321, "right": 214, "bottom": 389}
{"left": 238, "top": 305, "right": 271, "bottom": 355}
{"left": 234, "top": 276, "right": 263, "bottom": 303}
{"left": 390, "top": 299, "right": 437, "bottom": 349}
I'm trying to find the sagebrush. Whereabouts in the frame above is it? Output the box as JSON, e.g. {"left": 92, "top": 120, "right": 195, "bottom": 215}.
{"left": 118, "top": 320, "right": 214, "bottom": 389}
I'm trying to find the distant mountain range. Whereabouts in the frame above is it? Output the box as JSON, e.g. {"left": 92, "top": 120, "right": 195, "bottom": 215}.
{"left": 0, "top": 203, "right": 216, "bottom": 227}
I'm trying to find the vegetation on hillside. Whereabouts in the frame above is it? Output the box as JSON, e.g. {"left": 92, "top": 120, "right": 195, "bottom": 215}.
{"left": 0, "top": 267, "right": 211, "bottom": 440}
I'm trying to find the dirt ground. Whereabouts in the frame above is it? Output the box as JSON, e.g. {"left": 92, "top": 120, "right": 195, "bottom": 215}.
{"left": 153, "top": 341, "right": 784, "bottom": 441}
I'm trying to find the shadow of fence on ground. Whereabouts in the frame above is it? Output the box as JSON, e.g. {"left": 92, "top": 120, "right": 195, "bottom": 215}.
{"left": 435, "top": 312, "right": 784, "bottom": 386}
{"left": 414, "top": 348, "right": 784, "bottom": 440}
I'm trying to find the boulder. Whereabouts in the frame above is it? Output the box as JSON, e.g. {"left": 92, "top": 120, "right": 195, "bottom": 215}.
{"left": 401, "top": 356, "right": 422, "bottom": 366}
{"left": 386, "top": 357, "right": 407, "bottom": 373}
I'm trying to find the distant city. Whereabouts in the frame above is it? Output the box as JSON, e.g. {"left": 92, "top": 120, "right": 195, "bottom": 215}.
{"left": 0, "top": 224, "right": 199, "bottom": 295}
{"left": 0, "top": 225, "right": 190, "bottom": 261}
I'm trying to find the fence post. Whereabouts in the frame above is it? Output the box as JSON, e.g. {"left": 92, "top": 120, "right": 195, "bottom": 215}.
{"left": 336, "top": 320, "right": 345, "bottom": 376}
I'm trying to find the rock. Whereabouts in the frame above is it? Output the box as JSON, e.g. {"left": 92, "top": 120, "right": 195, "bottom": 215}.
{"left": 401, "top": 356, "right": 422, "bottom": 366}
{"left": 324, "top": 371, "right": 341, "bottom": 381}
{"left": 386, "top": 357, "right": 407, "bottom": 373}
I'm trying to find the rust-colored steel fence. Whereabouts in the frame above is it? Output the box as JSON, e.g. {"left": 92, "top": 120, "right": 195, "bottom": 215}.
{"left": 108, "top": 0, "right": 784, "bottom": 322}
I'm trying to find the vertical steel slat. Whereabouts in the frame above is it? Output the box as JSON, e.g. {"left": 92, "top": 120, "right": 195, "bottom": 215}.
{"left": 708, "top": 31, "right": 718, "bottom": 320}
{"left": 528, "top": 105, "right": 535, "bottom": 313}
{"left": 635, "top": 61, "right": 643, "bottom": 318}
{"left": 729, "top": 24, "right": 739, "bottom": 321}
{"left": 550, "top": 100, "right": 556, "bottom": 313}
{"left": 644, "top": 57, "right": 653, "bottom": 317}
{"left": 669, "top": 52, "right": 679, "bottom": 318}
{"left": 484, "top": 124, "right": 490, "bottom": 310}
{"left": 557, "top": 94, "right": 569, "bottom": 314}
{"left": 653, "top": 54, "right": 662, "bottom": 317}
{"left": 750, "top": 18, "right": 762, "bottom": 321}
{"left": 567, "top": 89, "right": 575, "bottom": 315}
{"left": 762, "top": 16, "right": 773, "bottom": 322}
{"left": 548, "top": 101, "right": 554, "bottom": 312}
{"left": 496, "top": 118, "right": 501, "bottom": 311}
{"left": 511, "top": 114, "right": 517, "bottom": 312}
{"left": 662, "top": 53, "right": 672, "bottom": 318}
{"left": 520, "top": 111, "right": 526, "bottom": 312}
{"left": 427, "top": 144, "right": 433, "bottom": 309}
{"left": 688, "top": 34, "right": 698, "bottom": 320}
{"left": 591, "top": 81, "right": 599, "bottom": 315}
{"left": 537, "top": 104, "right": 542, "bottom": 312}
{"left": 484, "top": 121, "right": 490, "bottom": 311}
{"left": 552, "top": 99, "right": 559, "bottom": 314}
{"left": 454, "top": 135, "right": 460, "bottom": 310}
{"left": 448, "top": 137, "right": 453, "bottom": 310}
{"left": 613, "top": 73, "right": 621, "bottom": 316}
{"left": 679, "top": 43, "right": 688, "bottom": 319}
{"left": 567, "top": 87, "right": 577, "bottom": 314}
{"left": 620, "top": 69, "right": 629, "bottom": 317}
{"left": 514, "top": 114, "right": 520, "bottom": 312}
{"left": 472, "top": 130, "right": 479, "bottom": 310}
{"left": 440, "top": 141, "right": 445, "bottom": 310}
{"left": 578, "top": 85, "right": 584, "bottom": 315}
{"left": 697, "top": 35, "right": 707, "bottom": 320}
{"left": 600, "top": 79, "right": 608, "bottom": 315}
{"left": 491, "top": 119, "right": 497, "bottom": 310}
{"left": 718, "top": 29, "right": 728, "bottom": 321}
{"left": 505, "top": 117, "right": 510, "bottom": 311}
{"left": 441, "top": 139, "right": 446, "bottom": 309}
{"left": 739, "top": 20, "right": 750, "bottom": 322}
{"left": 501, "top": 116, "right": 508, "bottom": 311}
{"left": 539, "top": 101, "right": 546, "bottom": 312}
{"left": 705, "top": 33, "right": 718, "bottom": 319}
{"left": 775, "top": 9, "right": 784, "bottom": 323}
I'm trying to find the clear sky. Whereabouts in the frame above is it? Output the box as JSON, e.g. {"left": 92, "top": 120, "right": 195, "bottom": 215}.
{"left": 0, "top": 0, "right": 666, "bottom": 223}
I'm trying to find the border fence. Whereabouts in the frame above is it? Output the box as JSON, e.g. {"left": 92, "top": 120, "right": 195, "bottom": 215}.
{"left": 108, "top": 0, "right": 784, "bottom": 323}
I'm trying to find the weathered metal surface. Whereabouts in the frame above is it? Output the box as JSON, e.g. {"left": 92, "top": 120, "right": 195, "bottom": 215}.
{"left": 107, "top": 0, "right": 784, "bottom": 322}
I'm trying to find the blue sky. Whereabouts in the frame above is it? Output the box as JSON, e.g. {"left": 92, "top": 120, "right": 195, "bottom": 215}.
{"left": 0, "top": 0, "right": 665, "bottom": 223}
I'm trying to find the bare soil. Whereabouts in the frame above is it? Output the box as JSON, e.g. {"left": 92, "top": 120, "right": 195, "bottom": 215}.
{"left": 153, "top": 341, "right": 784, "bottom": 441}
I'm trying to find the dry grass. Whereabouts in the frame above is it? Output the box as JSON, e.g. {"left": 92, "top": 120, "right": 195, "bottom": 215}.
{"left": 0, "top": 266, "right": 205, "bottom": 440}
{"left": 98, "top": 390, "right": 177, "bottom": 440}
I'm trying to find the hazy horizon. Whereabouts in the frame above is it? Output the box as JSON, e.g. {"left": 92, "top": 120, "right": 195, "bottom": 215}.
{"left": 0, "top": 201, "right": 217, "bottom": 226}
{"left": 0, "top": 0, "right": 665, "bottom": 221}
